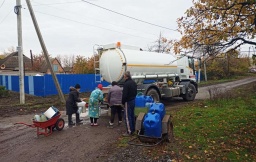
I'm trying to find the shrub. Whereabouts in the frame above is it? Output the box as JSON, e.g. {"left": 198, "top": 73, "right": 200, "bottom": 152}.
{"left": 0, "top": 86, "right": 9, "bottom": 97}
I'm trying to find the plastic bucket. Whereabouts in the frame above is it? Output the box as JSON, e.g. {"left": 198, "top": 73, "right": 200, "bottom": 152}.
{"left": 44, "top": 107, "right": 57, "bottom": 119}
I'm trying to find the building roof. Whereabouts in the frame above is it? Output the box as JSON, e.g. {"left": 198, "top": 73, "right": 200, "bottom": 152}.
{"left": 0, "top": 52, "right": 32, "bottom": 70}
{"left": 39, "top": 58, "right": 63, "bottom": 73}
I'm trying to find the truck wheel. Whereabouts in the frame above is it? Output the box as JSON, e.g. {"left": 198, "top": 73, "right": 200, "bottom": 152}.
{"left": 146, "top": 88, "right": 160, "bottom": 102}
{"left": 183, "top": 83, "right": 196, "bottom": 101}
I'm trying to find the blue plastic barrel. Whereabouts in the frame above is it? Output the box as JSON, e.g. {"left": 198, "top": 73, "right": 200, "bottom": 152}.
{"left": 143, "top": 112, "right": 162, "bottom": 138}
{"left": 149, "top": 103, "right": 166, "bottom": 120}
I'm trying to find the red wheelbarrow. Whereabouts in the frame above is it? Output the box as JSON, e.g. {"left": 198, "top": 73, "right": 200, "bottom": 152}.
{"left": 15, "top": 112, "right": 65, "bottom": 137}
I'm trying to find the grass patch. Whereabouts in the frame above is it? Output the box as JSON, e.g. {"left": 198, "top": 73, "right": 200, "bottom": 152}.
{"left": 135, "top": 107, "right": 149, "bottom": 116}
{"left": 117, "top": 137, "right": 130, "bottom": 147}
{"left": 166, "top": 83, "right": 256, "bottom": 161}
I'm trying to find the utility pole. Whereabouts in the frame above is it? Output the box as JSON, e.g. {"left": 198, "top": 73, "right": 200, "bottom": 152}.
{"left": 203, "top": 54, "right": 207, "bottom": 82}
{"left": 26, "top": 0, "right": 65, "bottom": 103}
{"left": 16, "top": 0, "right": 25, "bottom": 104}
{"left": 198, "top": 58, "right": 201, "bottom": 83}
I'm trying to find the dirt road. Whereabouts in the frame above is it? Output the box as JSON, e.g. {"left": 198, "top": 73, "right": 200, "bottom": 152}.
{"left": 196, "top": 77, "right": 256, "bottom": 100}
{"left": 0, "top": 77, "right": 255, "bottom": 162}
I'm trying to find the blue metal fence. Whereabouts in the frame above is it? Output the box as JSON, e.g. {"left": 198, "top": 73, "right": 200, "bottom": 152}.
{"left": 0, "top": 74, "right": 109, "bottom": 97}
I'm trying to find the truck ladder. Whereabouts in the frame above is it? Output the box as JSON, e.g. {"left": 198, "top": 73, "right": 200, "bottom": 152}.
{"left": 93, "top": 45, "right": 102, "bottom": 84}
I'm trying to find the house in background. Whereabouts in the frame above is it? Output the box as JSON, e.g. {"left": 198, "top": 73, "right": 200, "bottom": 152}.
{"left": 39, "top": 58, "right": 64, "bottom": 74}
{"left": 0, "top": 53, "right": 64, "bottom": 75}
{"left": 0, "top": 52, "right": 32, "bottom": 71}
{"left": 63, "top": 67, "right": 73, "bottom": 74}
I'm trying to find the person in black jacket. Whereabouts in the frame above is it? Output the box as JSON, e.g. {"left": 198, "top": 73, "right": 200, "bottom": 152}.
{"left": 66, "top": 84, "right": 83, "bottom": 126}
{"left": 122, "top": 71, "right": 137, "bottom": 136}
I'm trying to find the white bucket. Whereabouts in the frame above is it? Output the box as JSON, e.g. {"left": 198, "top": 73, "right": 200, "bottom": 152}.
{"left": 44, "top": 107, "right": 56, "bottom": 119}
{"left": 77, "top": 107, "right": 82, "bottom": 114}
{"left": 77, "top": 101, "right": 86, "bottom": 113}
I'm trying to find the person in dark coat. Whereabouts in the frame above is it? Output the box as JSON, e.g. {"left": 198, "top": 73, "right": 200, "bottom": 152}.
{"left": 66, "top": 84, "right": 83, "bottom": 126}
{"left": 122, "top": 71, "right": 137, "bottom": 136}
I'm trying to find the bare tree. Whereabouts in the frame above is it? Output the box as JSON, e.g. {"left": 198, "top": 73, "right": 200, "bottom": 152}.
{"left": 56, "top": 54, "right": 63, "bottom": 67}
{"left": 148, "top": 33, "right": 173, "bottom": 53}
{"left": 62, "top": 54, "right": 75, "bottom": 68}
{"left": 1, "top": 46, "right": 16, "bottom": 56}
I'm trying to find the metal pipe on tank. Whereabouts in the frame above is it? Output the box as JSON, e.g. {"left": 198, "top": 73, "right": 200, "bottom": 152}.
{"left": 132, "top": 74, "right": 177, "bottom": 79}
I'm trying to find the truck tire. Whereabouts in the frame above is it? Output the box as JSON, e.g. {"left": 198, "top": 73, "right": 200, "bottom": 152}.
{"left": 146, "top": 88, "right": 160, "bottom": 102}
{"left": 183, "top": 83, "right": 196, "bottom": 101}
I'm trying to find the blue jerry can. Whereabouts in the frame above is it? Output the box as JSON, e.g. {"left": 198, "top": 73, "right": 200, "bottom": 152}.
{"left": 149, "top": 103, "right": 166, "bottom": 120}
{"left": 143, "top": 112, "right": 162, "bottom": 138}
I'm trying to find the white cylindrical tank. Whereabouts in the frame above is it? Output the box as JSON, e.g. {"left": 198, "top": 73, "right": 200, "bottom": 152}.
{"left": 99, "top": 48, "right": 179, "bottom": 83}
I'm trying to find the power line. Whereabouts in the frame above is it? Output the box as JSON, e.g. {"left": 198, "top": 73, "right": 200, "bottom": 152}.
{"left": 81, "top": 0, "right": 177, "bottom": 31}
{"left": 31, "top": 1, "right": 157, "bottom": 37}
{"left": 0, "top": 0, "right": 5, "bottom": 9}
{"left": 32, "top": 0, "right": 82, "bottom": 6}
{"left": 22, "top": 8, "right": 155, "bottom": 40}
{"left": 38, "top": 0, "right": 178, "bottom": 32}
{"left": 0, "top": 9, "right": 11, "bottom": 25}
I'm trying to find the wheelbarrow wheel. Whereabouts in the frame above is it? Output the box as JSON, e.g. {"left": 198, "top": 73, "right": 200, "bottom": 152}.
{"left": 166, "top": 120, "right": 174, "bottom": 143}
{"left": 55, "top": 118, "right": 65, "bottom": 131}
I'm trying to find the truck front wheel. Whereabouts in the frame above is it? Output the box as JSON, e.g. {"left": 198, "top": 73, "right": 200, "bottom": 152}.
{"left": 183, "top": 83, "right": 196, "bottom": 101}
{"left": 146, "top": 88, "right": 160, "bottom": 102}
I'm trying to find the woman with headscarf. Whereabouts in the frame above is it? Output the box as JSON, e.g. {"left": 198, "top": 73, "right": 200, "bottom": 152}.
{"left": 88, "top": 84, "right": 104, "bottom": 126}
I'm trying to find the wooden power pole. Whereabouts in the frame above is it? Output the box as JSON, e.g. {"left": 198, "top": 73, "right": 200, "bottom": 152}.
{"left": 16, "top": 0, "right": 25, "bottom": 104}
{"left": 25, "top": 0, "right": 65, "bottom": 103}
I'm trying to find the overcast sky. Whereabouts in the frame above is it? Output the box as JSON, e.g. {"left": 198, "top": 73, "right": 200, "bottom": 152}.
{"left": 0, "top": 0, "right": 195, "bottom": 58}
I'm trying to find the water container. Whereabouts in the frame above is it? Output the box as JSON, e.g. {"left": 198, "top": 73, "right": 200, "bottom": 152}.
{"left": 143, "top": 112, "right": 162, "bottom": 138}
{"left": 135, "top": 93, "right": 146, "bottom": 107}
{"left": 40, "top": 114, "right": 48, "bottom": 122}
{"left": 145, "top": 96, "right": 154, "bottom": 103}
{"left": 34, "top": 115, "right": 40, "bottom": 121}
{"left": 149, "top": 103, "right": 166, "bottom": 120}
{"left": 136, "top": 92, "right": 154, "bottom": 108}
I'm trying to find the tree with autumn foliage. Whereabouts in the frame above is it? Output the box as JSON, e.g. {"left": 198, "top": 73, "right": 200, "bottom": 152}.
{"left": 31, "top": 53, "right": 45, "bottom": 71}
{"left": 72, "top": 54, "right": 97, "bottom": 74}
{"left": 202, "top": 50, "right": 250, "bottom": 79}
{"left": 174, "top": 0, "right": 256, "bottom": 56}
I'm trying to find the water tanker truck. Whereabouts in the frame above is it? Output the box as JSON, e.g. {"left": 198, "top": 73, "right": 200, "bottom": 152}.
{"left": 94, "top": 42, "right": 198, "bottom": 102}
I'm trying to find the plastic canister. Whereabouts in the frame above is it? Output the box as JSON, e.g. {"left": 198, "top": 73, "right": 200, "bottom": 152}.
{"left": 149, "top": 103, "right": 166, "bottom": 120}
{"left": 34, "top": 115, "right": 40, "bottom": 121}
{"left": 145, "top": 96, "right": 154, "bottom": 103}
{"left": 40, "top": 114, "right": 48, "bottom": 122}
{"left": 143, "top": 112, "right": 162, "bottom": 138}
{"left": 135, "top": 93, "right": 146, "bottom": 107}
